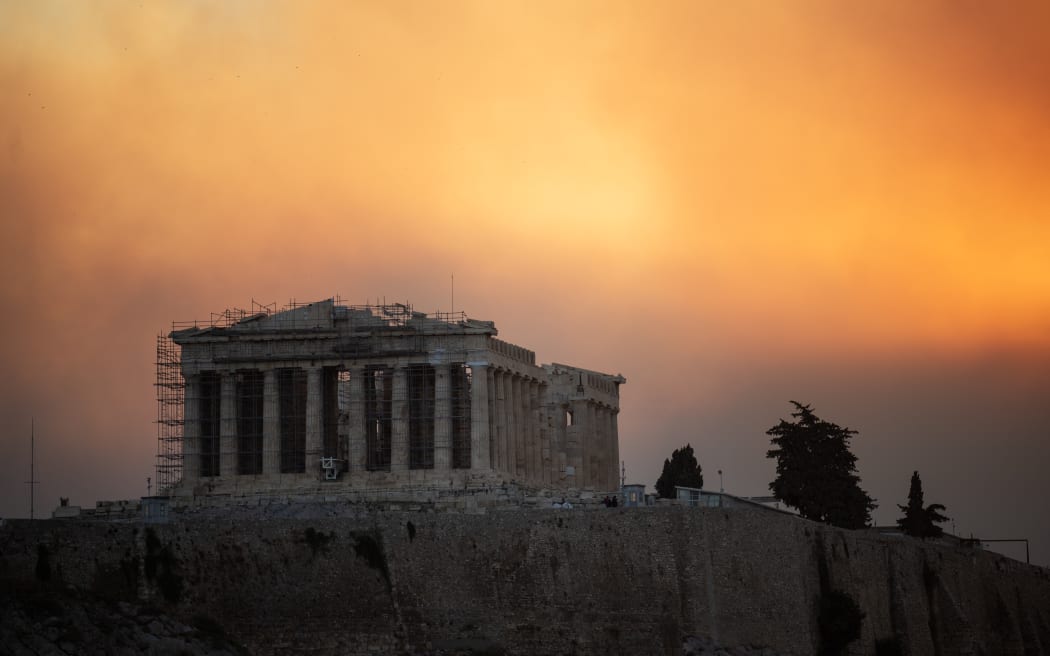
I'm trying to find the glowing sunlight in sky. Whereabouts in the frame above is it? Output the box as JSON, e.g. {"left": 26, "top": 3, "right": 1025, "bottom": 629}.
{"left": 2, "top": 0, "right": 1049, "bottom": 565}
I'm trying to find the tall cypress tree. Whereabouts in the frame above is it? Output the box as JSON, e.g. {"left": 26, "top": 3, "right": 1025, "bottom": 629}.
{"left": 897, "top": 471, "right": 948, "bottom": 538}
{"left": 655, "top": 443, "right": 704, "bottom": 499}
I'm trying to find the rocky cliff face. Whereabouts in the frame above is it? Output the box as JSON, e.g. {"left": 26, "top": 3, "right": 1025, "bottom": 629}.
{"left": 2, "top": 506, "right": 1048, "bottom": 655}
{"left": 0, "top": 588, "right": 247, "bottom": 656}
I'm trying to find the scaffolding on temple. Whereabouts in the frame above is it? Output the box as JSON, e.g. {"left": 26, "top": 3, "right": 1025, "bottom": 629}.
{"left": 156, "top": 300, "right": 284, "bottom": 493}
{"left": 154, "top": 333, "right": 184, "bottom": 494}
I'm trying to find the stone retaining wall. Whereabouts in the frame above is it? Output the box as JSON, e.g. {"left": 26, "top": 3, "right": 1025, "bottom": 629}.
{"left": 2, "top": 506, "right": 1048, "bottom": 655}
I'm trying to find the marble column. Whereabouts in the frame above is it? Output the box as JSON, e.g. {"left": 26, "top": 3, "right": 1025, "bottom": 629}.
{"left": 555, "top": 404, "right": 566, "bottom": 485}
{"left": 590, "top": 404, "right": 600, "bottom": 490}
{"left": 347, "top": 366, "right": 365, "bottom": 474}
{"left": 601, "top": 405, "right": 612, "bottom": 490}
{"left": 495, "top": 370, "right": 508, "bottom": 474}
{"left": 487, "top": 367, "right": 497, "bottom": 470}
{"left": 305, "top": 367, "right": 323, "bottom": 477}
{"left": 600, "top": 405, "right": 610, "bottom": 490}
{"left": 511, "top": 375, "right": 523, "bottom": 478}
{"left": 391, "top": 365, "right": 408, "bottom": 472}
{"left": 262, "top": 369, "right": 279, "bottom": 474}
{"left": 588, "top": 402, "right": 598, "bottom": 489}
{"left": 529, "top": 380, "right": 541, "bottom": 484}
{"left": 556, "top": 420, "right": 568, "bottom": 487}
{"left": 590, "top": 403, "right": 602, "bottom": 490}
{"left": 182, "top": 373, "right": 201, "bottom": 483}
{"left": 501, "top": 370, "right": 512, "bottom": 475}
{"left": 220, "top": 372, "right": 237, "bottom": 478}
{"left": 571, "top": 399, "right": 587, "bottom": 488}
{"left": 521, "top": 377, "right": 532, "bottom": 481}
{"left": 519, "top": 377, "right": 530, "bottom": 482}
{"left": 469, "top": 362, "right": 490, "bottom": 470}
{"left": 554, "top": 403, "right": 567, "bottom": 485}
{"left": 509, "top": 374, "right": 518, "bottom": 478}
{"left": 433, "top": 363, "right": 451, "bottom": 470}
{"left": 539, "top": 384, "right": 551, "bottom": 486}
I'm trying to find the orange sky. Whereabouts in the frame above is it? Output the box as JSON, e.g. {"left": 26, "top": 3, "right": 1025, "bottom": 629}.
{"left": 2, "top": 1, "right": 1049, "bottom": 564}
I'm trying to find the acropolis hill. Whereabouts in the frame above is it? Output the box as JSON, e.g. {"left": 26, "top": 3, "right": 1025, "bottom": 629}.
{"left": 3, "top": 299, "right": 1048, "bottom": 655}
{"left": 3, "top": 505, "right": 1049, "bottom": 655}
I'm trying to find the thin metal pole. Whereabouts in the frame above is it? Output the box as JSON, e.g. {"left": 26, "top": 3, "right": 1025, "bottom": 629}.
{"left": 30, "top": 418, "right": 34, "bottom": 520}
{"left": 26, "top": 418, "right": 39, "bottom": 520}
{"left": 973, "top": 538, "right": 1032, "bottom": 565}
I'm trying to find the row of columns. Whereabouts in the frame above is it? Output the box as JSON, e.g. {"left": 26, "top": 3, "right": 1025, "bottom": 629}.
{"left": 484, "top": 367, "right": 619, "bottom": 491}
{"left": 488, "top": 367, "right": 549, "bottom": 486}
{"left": 181, "top": 361, "right": 619, "bottom": 492}
{"left": 569, "top": 399, "right": 620, "bottom": 491}
{"left": 182, "top": 362, "right": 490, "bottom": 482}
{"left": 183, "top": 369, "right": 294, "bottom": 482}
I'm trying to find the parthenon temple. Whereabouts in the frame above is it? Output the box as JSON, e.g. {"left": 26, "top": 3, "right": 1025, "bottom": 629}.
{"left": 158, "top": 299, "right": 625, "bottom": 498}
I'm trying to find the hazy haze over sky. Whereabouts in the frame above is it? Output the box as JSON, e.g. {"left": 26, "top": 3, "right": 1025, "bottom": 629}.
{"left": 2, "top": 1, "right": 1048, "bottom": 565}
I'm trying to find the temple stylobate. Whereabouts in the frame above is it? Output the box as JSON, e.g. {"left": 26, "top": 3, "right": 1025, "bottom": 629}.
{"left": 166, "top": 299, "right": 624, "bottom": 497}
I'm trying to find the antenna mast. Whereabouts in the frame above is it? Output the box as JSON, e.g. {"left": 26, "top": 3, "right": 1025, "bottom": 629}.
{"left": 27, "top": 418, "right": 39, "bottom": 520}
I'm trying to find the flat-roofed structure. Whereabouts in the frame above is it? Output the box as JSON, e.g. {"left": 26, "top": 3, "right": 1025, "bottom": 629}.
{"left": 158, "top": 299, "right": 624, "bottom": 498}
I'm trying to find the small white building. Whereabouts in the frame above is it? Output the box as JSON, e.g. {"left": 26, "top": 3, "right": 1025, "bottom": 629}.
{"left": 620, "top": 483, "right": 652, "bottom": 507}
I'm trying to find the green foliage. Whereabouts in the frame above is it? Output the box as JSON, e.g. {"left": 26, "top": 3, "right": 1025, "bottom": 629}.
{"left": 303, "top": 527, "right": 334, "bottom": 556}
{"left": 655, "top": 443, "right": 704, "bottom": 499}
{"left": 351, "top": 531, "right": 391, "bottom": 588}
{"left": 897, "top": 471, "right": 949, "bottom": 539}
{"left": 766, "top": 402, "right": 876, "bottom": 529}
{"left": 144, "top": 529, "right": 162, "bottom": 579}
{"left": 35, "top": 544, "right": 51, "bottom": 582}
{"left": 120, "top": 552, "right": 140, "bottom": 592}
{"left": 818, "top": 589, "right": 865, "bottom": 656}
{"left": 144, "top": 528, "right": 183, "bottom": 603}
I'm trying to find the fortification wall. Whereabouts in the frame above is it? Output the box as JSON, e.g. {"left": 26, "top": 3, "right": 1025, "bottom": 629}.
{"left": 2, "top": 507, "right": 1048, "bottom": 655}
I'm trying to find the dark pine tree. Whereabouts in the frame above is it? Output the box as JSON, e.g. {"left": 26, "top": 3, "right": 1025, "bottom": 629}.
{"left": 897, "top": 471, "right": 949, "bottom": 539}
{"left": 766, "top": 402, "right": 876, "bottom": 529}
{"left": 655, "top": 443, "right": 704, "bottom": 499}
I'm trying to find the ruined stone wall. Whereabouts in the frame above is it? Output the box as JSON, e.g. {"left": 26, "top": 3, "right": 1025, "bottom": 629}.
{"left": 2, "top": 507, "right": 1048, "bottom": 655}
